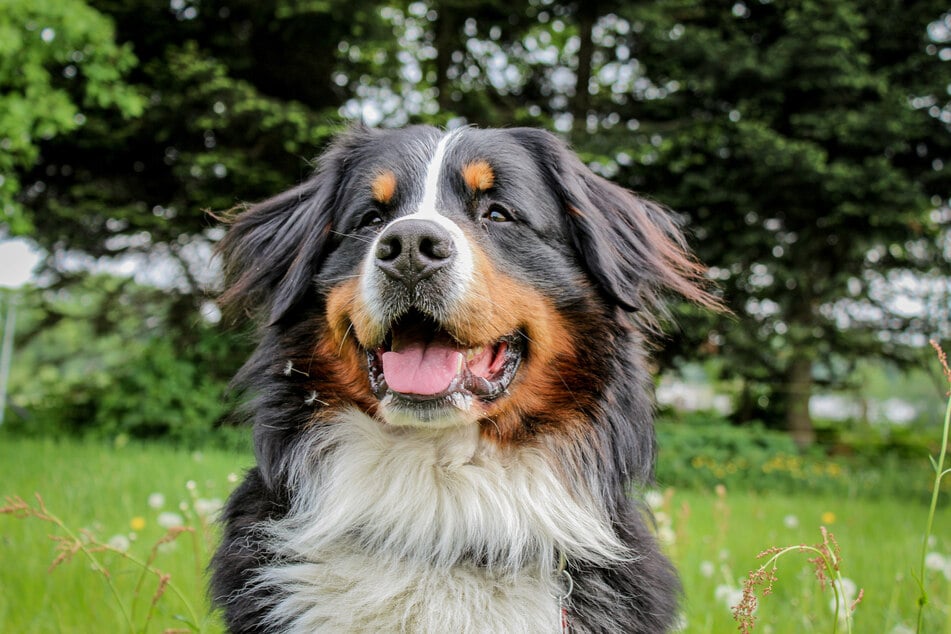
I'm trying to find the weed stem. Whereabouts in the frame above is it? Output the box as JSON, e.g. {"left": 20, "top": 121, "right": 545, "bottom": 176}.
{"left": 915, "top": 366, "right": 951, "bottom": 633}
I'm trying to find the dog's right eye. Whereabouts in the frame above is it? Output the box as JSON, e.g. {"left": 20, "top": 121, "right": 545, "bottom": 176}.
{"left": 360, "top": 212, "right": 384, "bottom": 229}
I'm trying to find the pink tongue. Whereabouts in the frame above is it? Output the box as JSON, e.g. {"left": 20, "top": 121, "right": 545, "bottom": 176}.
{"left": 381, "top": 342, "right": 464, "bottom": 395}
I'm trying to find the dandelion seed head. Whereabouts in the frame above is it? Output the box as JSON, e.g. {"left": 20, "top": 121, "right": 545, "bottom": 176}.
{"left": 147, "top": 492, "right": 165, "bottom": 509}
{"left": 195, "top": 497, "right": 223, "bottom": 519}
{"left": 157, "top": 512, "right": 185, "bottom": 528}
{"left": 700, "top": 560, "right": 716, "bottom": 578}
{"left": 644, "top": 490, "right": 664, "bottom": 510}
{"left": 925, "top": 551, "right": 947, "bottom": 571}
{"left": 658, "top": 526, "right": 676, "bottom": 546}
{"left": 227, "top": 472, "right": 239, "bottom": 483}
{"left": 186, "top": 479, "right": 197, "bottom": 491}
{"left": 670, "top": 613, "right": 688, "bottom": 631}
{"left": 107, "top": 534, "right": 130, "bottom": 552}
{"left": 715, "top": 584, "right": 745, "bottom": 610}
{"left": 783, "top": 514, "right": 799, "bottom": 529}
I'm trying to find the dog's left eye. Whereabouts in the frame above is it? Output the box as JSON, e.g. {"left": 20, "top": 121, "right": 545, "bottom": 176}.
{"left": 484, "top": 204, "right": 514, "bottom": 223}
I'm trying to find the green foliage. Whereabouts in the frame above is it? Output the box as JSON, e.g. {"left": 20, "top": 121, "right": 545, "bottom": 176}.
{"left": 4, "top": 277, "right": 246, "bottom": 448}
{"left": 605, "top": 0, "right": 951, "bottom": 435}
{"left": 0, "top": 0, "right": 144, "bottom": 232}
{"left": 655, "top": 413, "right": 949, "bottom": 500}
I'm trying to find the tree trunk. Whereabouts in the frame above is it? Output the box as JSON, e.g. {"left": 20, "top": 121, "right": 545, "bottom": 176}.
{"left": 571, "top": 2, "right": 598, "bottom": 132}
{"left": 784, "top": 353, "right": 815, "bottom": 447}
{"left": 434, "top": 2, "right": 455, "bottom": 112}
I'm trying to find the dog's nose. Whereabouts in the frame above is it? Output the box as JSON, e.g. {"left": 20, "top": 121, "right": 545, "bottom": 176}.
{"left": 374, "top": 219, "right": 456, "bottom": 288}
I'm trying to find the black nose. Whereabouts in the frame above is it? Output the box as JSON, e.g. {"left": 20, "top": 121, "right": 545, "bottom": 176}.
{"left": 375, "top": 218, "right": 456, "bottom": 288}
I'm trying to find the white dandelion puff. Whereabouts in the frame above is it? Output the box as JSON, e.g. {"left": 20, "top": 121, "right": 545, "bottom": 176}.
{"left": 195, "top": 497, "right": 223, "bottom": 519}
{"left": 157, "top": 512, "right": 185, "bottom": 528}
{"left": 644, "top": 490, "right": 664, "bottom": 511}
{"left": 107, "top": 534, "right": 130, "bottom": 552}
{"left": 925, "top": 552, "right": 946, "bottom": 572}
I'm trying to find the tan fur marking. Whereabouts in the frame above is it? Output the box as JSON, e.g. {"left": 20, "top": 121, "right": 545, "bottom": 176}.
{"left": 370, "top": 171, "right": 397, "bottom": 204}
{"left": 462, "top": 160, "right": 495, "bottom": 192}
{"left": 326, "top": 278, "right": 385, "bottom": 349}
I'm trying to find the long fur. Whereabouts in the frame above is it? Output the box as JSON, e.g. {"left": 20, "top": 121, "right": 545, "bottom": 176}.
{"left": 210, "top": 125, "right": 718, "bottom": 633}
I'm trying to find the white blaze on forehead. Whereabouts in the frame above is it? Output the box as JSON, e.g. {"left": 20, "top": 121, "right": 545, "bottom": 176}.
{"left": 419, "top": 131, "right": 457, "bottom": 218}
{"left": 360, "top": 130, "right": 474, "bottom": 326}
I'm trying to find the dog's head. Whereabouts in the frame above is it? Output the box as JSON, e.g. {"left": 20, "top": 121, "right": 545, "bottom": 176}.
{"left": 219, "top": 126, "right": 717, "bottom": 441}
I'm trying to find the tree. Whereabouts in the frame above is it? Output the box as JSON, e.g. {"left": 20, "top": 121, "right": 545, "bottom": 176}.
{"left": 12, "top": 1, "right": 399, "bottom": 299}
{"left": 0, "top": 0, "right": 144, "bottom": 233}
{"left": 593, "top": 0, "right": 951, "bottom": 443}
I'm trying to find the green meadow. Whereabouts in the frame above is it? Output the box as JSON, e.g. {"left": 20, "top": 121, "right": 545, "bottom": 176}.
{"left": 1, "top": 437, "right": 949, "bottom": 633}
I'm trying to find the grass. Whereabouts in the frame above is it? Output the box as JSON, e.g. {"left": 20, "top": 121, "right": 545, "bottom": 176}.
{"left": 668, "top": 488, "right": 950, "bottom": 632}
{"left": 0, "top": 437, "right": 252, "bottom": 633}
{"left": 1, "top": 436, "right": 949, "bottom": 633}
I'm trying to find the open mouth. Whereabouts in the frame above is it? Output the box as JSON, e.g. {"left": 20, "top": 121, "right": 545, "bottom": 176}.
{"left": 365, "top": 310, "right": 524, "bottom": 406}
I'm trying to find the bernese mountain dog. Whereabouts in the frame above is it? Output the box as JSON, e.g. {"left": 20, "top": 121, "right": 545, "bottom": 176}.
{"left": 210, "top": 125, "right": 718, "bottom": 633}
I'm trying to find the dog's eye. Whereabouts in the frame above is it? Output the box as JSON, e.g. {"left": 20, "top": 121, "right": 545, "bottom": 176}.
{"left": 360, "top": 212, "right": 384, "bottom": 229}
{"left": 484, "top": 204, "right": 513, "bottom": 223}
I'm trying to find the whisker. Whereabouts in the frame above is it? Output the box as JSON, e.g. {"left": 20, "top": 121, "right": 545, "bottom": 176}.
{"left": 338, "top": 321, "right": 356, "bottom": 357}
{"left": 330, "top": 230, "right": 375, "bottom": 245}
{"left": 321, "top": 274, "right": 364, "bottom": 283}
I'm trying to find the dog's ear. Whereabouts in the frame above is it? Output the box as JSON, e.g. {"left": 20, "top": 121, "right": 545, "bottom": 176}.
{"left": 510, "top": 128, "right": 721, "bottom": 314}
{"left": 216, "top": 138, "right": 352, "bottom": 325}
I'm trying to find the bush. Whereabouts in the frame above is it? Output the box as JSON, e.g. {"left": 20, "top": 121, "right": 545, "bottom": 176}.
{"left": 654, "top": 412, "right": 945, "bottom": 501}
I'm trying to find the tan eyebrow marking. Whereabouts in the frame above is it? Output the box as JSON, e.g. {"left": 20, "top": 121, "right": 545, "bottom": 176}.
{"left": 461, "top": 160, "right": 495, "bottom": 192}
{"left": 370, "top": 171, "right": 397, "bottom": 203}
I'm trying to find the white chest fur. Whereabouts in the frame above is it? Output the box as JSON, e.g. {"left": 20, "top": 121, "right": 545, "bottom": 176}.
{"left": 254, "top": 410, "right": 627, "bottom": 632}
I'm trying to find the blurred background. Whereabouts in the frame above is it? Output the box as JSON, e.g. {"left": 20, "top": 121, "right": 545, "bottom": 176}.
{"left": 2, "top": 0, "right": 949, "bottom": 458}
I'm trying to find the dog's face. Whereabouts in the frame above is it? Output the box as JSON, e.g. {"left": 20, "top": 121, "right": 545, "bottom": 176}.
{"left": 219, "top": 126, "right": 714, "bottom": 443}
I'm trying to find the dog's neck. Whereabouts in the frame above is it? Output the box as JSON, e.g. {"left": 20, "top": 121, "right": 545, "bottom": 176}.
{"left": 266, "top": 408, "right": 628, "bottom": 572}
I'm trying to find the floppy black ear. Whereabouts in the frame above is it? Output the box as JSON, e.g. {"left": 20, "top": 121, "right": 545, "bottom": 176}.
{"left": 510, "top": 128, "right": 719, "bottom": 313}
{"left": 216, "top": 141, "right": 347, "bottom": 325}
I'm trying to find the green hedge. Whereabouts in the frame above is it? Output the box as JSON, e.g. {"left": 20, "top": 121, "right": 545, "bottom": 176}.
{"left": 654, "top": 412, "right": 946, "bottom": 501}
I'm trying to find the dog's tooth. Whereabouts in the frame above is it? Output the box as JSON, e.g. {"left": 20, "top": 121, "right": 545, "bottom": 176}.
{"left": 466, "top": 346, "right": 484, "bottom": 361}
